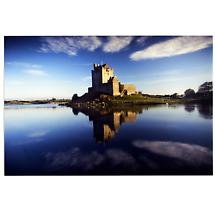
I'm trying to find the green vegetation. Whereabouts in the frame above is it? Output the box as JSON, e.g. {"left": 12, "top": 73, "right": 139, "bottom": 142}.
{"left": 4, "top": 98, "right": 71, "bottom": 105}
{"left": 68, "top": 93, "right": 182, "bottom": 109}
{"left": 110, "top": 94, "right": 180, "bottom": 105}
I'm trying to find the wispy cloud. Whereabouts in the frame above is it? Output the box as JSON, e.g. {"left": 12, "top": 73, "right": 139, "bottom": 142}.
{"left": 39, "top": 36, "right": 102, "bottom": 56}
{"left": 6, "top": 61, "right": 42, "bottom": 68}
{"left": 24, "top": 69, "right": 48, "bottom": 76}
{"left": 103, "top": 36, "right": 133, "bottom": 53}
{"left": 39, "top": 36, "right": 135, "bottom": 56}
{"left": 130, "top": 36, "right": 213, "bottom": 61}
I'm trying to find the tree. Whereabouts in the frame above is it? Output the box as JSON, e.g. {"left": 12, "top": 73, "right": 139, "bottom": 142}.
{"left": 171, "top": 93, "right": 178, "bottom": 98}
{"left": 184, "top": 89, "right": 195, "bottom": 98}
{"left": 196, "top": 82, "right": 212, "bottom": 101}
{"left": 72, "top": 94, "right": 78, "bottom": 101}
{"left": 197, "top": 82, "right": 212, "bottom": 94}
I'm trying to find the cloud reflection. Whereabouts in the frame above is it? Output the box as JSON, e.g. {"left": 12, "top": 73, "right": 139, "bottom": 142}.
{"left": 28, "top": 130, "right": 49, "bottom": 138}
{"left": 45, "top": 148, "right": 104, "bottom": 171}
{"left": 132, "top": 140, "right": 212, "bottom": 166}
{"left": 45, "top": 148, "right": 137, "bottom": 172}
{"left": 44, "top": 140, "right": 212, "bottom": 174}
{"left": 106, "top": 149, "right": 137, "bottom": 168}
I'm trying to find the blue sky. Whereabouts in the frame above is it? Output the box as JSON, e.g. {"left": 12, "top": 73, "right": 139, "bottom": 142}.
{"left": 4, "top": 36, "right": 213, "bottom": 99}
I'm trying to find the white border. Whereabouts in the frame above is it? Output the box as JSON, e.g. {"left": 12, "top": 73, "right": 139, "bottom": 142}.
{"left": 0, "top": 0, "right": 214, "bottom": 215}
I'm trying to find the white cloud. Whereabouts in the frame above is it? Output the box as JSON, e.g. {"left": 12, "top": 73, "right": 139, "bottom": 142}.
{"left": 103, "top": 36, "right": 133, "bottom": 53}
{"left": 66, "top": 36, "right": 102, "bottom": 51}
{"left": 24, "top": 69, "right": 48, "bottom": 76}
{"left": 40, "top": 36, "right": 135, "bottom": 55}
{"left": 130, "top": 36, "right": 213, "bottom": 61}
{"left": 6, "top": 61, "right": 42, "bottom": 68}
{"left": 40, "top": 36, "right": 102, "bottom": 56}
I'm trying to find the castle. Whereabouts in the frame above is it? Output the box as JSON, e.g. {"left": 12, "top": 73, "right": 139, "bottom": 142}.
{"left": 88, "top": 64, "right": 136, "bottom": 96}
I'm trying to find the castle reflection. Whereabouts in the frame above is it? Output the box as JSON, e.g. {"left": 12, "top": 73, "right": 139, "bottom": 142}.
{"left": 72, "top": 107, "right": 142, "bottom": 143}
{"left": 72, "top": 103, "right": 213, "bottom": 143}
{"left": 93, "top": 111, "right": 138, "bottom": 143}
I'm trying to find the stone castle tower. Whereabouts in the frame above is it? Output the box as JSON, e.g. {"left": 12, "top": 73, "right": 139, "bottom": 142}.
{"left": 88, "top": 63, "right": 136, "bottom": 96}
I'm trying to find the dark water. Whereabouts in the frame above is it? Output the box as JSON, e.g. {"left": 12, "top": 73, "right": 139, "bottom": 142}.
{"left": 4, "top": 103, "right": 213, "bottom": 175}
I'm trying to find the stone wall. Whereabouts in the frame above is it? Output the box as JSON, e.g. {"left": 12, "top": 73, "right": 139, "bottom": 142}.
{"left": 92, "top": 68, "right": 102, "bottom": 91}
{"left": 120, "top": 84, "right": 136, "bottom": 95}
{"left": 99, "top": 83, "right": 113, "bottom": 95}
{"left": 101, "top": 64, "right": 114, "bottom": 84}
{"left": 111, "top": 77, "right": 120, "bottom": 96}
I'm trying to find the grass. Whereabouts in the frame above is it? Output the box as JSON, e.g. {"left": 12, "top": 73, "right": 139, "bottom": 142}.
{"left": 109, "top": 94, "right": 180, "bottom": 105}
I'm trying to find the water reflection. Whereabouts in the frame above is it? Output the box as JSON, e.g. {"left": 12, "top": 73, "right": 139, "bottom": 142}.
{"left": 132, "top": 140, "right": 212, "bottom": 167}
{"left": 73, "top": 104, "right": 213, "bottom": 143}
{"left": 184, "top": 104, "right": 195, "bottom": 112}
{"left": 45, "top": 147, "right": 138, "bottom": 173}
{"left": 184, "top": 104, "right": 213, "bottom": 119}
{"left": 27, "top": 130, "right": 49, "bottom": 138}
{"left": 197, "top": 105, "right": 212, "bottom": 119}
{"left": 5, "top": 103, "right": 213, "bottom": 175}
{"left": 73, "top": 106, "right": 142, "bottom": 143}
{"left": 44, "top": 140, "right": 212, "bottom": 175}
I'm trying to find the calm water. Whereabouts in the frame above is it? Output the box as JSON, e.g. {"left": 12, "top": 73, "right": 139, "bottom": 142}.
{"left": 4, "top": 103, "right": 213, "bottom": 175}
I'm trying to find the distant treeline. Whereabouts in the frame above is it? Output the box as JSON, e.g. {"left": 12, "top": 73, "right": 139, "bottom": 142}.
{"left": 144, "top": 82, "right": 212, "bottom": 101}
{"left": 4, "top": 98, "right": 71, "bottom": 105}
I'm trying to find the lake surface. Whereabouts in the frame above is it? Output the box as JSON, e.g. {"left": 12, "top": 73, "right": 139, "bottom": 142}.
{"left": 4, "top": 103, "right": 213, "bottom": 175}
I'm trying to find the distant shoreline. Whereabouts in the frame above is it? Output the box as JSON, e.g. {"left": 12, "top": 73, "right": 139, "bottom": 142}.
{"left": 4, "top": 93, "right": 212, "bottom": 107}
{"left": 4, "top": 98, "right": 70, "bottom": 105}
